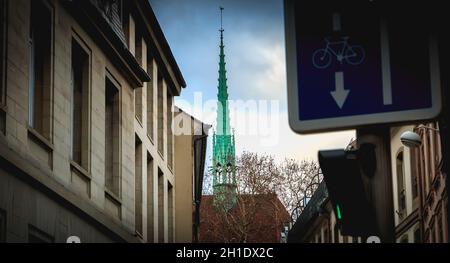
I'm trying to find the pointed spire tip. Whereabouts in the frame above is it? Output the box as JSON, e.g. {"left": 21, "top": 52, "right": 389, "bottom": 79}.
{"left": 219, "top": 6, "right": 224, "bottom": 31}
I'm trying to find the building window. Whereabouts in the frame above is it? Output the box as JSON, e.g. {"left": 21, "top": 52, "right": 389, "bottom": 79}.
{"left": 420, "top": 145, "right": 428, "bottom": 192}
{"left": 426, "top": 129, "right": 433, "bottom": 187}
{"left": 413, "top": 226, "right": 421, "bottom": 243}
{"left": 396, "top": 150, "right": 406, "bottom": 215}
{"left": 134, "top": 32, "right": 143, "bottom": 123}
{"left": 0, "top": 208, "right": 6, "bottom": 243}
{"left": 158, "top": 168, "right": 164, "bottom": 242}
{"left": 147, "top": 59, "right": 155, "bottom": 140}
{"left": 28, "top": 225, "right": 53, "bottom": 243}
{"left": 333, "top": 224, "right": 339, "bottom": 243}
{"left": 135, "top": 136, "right": 143, "bottom": 237}
{"left": 157, "top": 77, "right": 164, "bottom": 155}
{"left": 147, "top": 154, "right": 154, "bottom": 241}
{"left": 28, "top": 0, "right": 53, "bottom": 140}
{"left": 167, "top": 92, "right": 173, "bottom": 169}
{"left": 445, "top": 199, "right": 449, "bottom": 243}
{"left": 105, "top": 74, "right": 121, "bottom": 197}
{"left": 0, "top": 0, "right": 6, "bottom": 135}
{"left": 0, "top": 0, "right": 6, "bottom": 107}
{"left": 434, "top": 122, "right": 442, "bottom": 163}
{"left": 71, "top": 37, "right": 90, "bottom": 170}
{"left": 410, "top": 147, "right": 419, "bottom": 200}
{"left": 168, "top": 182, "right": 173, "bottom": 243}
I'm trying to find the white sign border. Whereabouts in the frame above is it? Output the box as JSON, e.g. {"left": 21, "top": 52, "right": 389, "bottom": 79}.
{"left": 284, "top": 0, "right": 442, "bottom": 134}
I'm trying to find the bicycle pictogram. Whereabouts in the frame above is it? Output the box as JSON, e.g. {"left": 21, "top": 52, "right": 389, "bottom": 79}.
{"left": 312, "top": 36, "right": 365, "bottom": 69}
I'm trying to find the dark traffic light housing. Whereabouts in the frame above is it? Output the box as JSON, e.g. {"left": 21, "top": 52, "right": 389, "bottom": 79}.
{"left": 319, "top": 147, "right": 378, "bottom": 237}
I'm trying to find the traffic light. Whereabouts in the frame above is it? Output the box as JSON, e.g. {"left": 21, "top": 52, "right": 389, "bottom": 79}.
{"left": 318, "top": 148, "right": 377, "bottom": 237}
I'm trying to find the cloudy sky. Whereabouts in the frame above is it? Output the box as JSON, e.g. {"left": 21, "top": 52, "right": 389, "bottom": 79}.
{"left": 151, "top": 0, "right": 354, "bottom": 163}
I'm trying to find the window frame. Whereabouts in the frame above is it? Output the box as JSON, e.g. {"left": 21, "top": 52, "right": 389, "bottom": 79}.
{"left": 134, "top": 136, "right": 143, "bottom": 237}
{"left": 396, "top": 148, "right": 406, "bottom": 215}
{"left": 70, "top": 32, "right": 92, "bottom": 174}
{"left": 167, "top": 91, "right": 173, "bottom": 170}
{"left": 104, "top": 69, "right": 122, "bottom": 199}
{"left": 27, "top": 0, "right": 55, "bottom": 142}
{"left": 0, "top": 0, "right": 7, "bottom": 108}
{"left": 146, "top": 58, "right": 156, "bottom": 142}
{"left": 0, "top": 208, "right": 6, "bottom": 242}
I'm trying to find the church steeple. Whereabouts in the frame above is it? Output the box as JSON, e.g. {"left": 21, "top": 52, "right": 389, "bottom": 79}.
{"left": 212, "top": 7, "right": 237, "bottom": 212}
{"left": 216, "top": 7, "right": 231, "bottom": 137}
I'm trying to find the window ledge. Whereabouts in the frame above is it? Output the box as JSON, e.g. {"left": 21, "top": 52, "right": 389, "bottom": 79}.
{"left": 27, "top": 126, "right": 54, "bottom": 151}
{"left": 70, "top": 160, "right": 91, "bottom": 180}
{"left": 105, "top": 188, "right": 122, "bottom": 205}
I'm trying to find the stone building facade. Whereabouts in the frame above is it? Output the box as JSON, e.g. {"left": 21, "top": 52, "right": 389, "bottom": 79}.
{"left": 391, "top": 123, "right": 448, "bottom": 243}
{"left": 0, "top": 0, "right": 189, "bottom": 243}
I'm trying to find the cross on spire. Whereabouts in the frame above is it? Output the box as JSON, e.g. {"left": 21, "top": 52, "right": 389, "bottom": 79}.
{"left": 220, "top": 7, "right": 224, "bottom": 32}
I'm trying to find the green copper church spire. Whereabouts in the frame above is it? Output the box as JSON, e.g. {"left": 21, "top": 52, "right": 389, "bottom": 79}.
{"left": 212, "top": 7, "right": 237, "bottom": 212}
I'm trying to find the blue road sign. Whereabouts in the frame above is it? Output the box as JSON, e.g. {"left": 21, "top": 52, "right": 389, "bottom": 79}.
{"left": 284, "top": 0, "right": 441, "bottom": 134}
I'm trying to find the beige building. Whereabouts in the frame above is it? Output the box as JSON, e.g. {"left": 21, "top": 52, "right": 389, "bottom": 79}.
{"left": 390, "top": 123, "right": 448, "bottom": 243}
{"left": 390, "top": 125, "right": 421, "bottom": 242}
{"left": 289, "top": 123, "right": 448, "bottom": 243}
{"left": 0, "top": 0, "right": 197, "bottom": 243}
{"left": 174, "top": 108, "right": 210, "bottom": 243}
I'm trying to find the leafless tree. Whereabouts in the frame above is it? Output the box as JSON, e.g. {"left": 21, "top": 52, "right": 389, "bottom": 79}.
{"left": 201, "top": 151, "right": 321, "bottom": 242}
{"left": 277, "top": 158, "right": 322, "bottom": 222}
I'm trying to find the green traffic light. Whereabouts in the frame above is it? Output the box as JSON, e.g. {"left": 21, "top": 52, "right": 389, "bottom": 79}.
{"left": 336, "top": 204, "right": 342, "bottom": 220}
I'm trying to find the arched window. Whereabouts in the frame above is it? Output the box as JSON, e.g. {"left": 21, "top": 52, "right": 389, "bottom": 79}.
{"left": 396, "top": 150, "right": 406, "bottom": 215}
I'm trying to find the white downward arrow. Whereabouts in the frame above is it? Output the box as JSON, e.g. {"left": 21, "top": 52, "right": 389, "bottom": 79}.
{"left": 330, "top": 71, "right": 350, "bottom": 109}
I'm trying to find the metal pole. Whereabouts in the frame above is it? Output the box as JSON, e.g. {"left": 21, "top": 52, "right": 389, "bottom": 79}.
{"left": 357, "top": 127, "right": 395, "bottom": 243}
